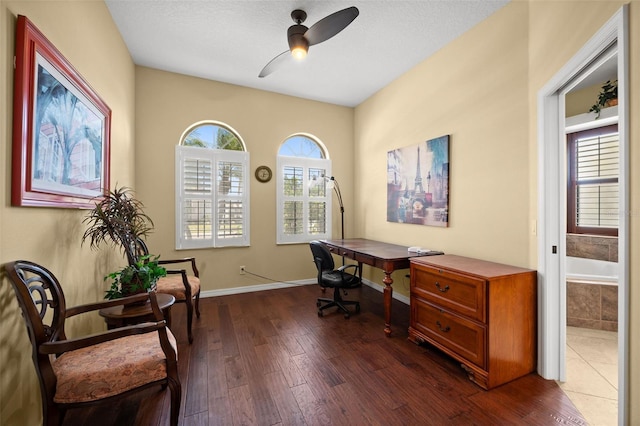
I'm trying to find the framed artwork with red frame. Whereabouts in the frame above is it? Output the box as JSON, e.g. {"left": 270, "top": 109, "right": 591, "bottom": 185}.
{"left": 12, "top": 15, "right": 111, "bottom": 208}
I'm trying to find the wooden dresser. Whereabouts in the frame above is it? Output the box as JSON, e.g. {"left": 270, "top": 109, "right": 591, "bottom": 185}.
{"left": 409, "top": 255, "right": 537, "bottom": 389}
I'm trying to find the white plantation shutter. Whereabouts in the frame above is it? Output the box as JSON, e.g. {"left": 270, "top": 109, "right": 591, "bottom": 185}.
{"left": 567, "top": 124, "right": 618, "bottom": 236}
{"left": 176, "top": 146, "right": 249, "bottom": 249}
{"left": 179, "top": 150, "right": 213, "bottom": 248}
{"left": 214, "top": 153, "right": 249, "bottom": 246}
{"left": 575, "top": 133, "right": 619, "bottom": 228}
{"left": 277, "top": 156, "right": 331, "bottom": 244}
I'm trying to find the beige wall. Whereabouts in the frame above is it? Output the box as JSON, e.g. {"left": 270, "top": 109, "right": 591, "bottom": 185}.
{"left": 134, "top": 67, "right": 354, "bottom": 292}
{"left": 0, "top": 1, "right": 135, "bottom": 425}
{"left": 355, "top": 2, "right": 530, "bottom": 286}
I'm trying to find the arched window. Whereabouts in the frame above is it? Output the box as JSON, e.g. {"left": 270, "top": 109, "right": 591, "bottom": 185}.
{"left": 276, "top": 134, "right": 331, "bottom": 244}
{"left": 175, "top": 122, "right": 249, "bottom": 249}
{"left": 182, "top": 122, "right": 245, "bottom": 150}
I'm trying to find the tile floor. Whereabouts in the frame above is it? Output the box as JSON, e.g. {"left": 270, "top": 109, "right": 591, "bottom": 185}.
{"left": 558, "top": 326, "right": 618, "bottom": 426}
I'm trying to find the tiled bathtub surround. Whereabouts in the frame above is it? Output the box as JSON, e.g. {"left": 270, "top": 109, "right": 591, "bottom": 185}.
{"left": 567, "top": 281, "right": 618, "bottom": 331}
{"left": 566, "top": 234, "right": 618, "bottom": 332}
{"left": 566, "top": 234, "right": 618, "bottom": 262}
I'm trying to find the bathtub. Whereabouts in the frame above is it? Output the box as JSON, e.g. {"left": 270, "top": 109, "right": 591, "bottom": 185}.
{"left": 565, "top": 256, "right": 618, "bottom": 285}
{"left": 565, "top": 256, "right": 618, "bottom": 330}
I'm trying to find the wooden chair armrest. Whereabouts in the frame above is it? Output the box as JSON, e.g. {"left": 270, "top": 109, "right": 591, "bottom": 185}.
{"left": 162, "top": 270, "right": 193, "bottom": 300}
{"left": 148, "top": 291, "right": 178, "bottom": 364}
{"left": 39, "top": 321, "right": 165, "bottom": 354}
{"left": 158, "top": 258, "right": 199, "bottom": 277}
{"left": 65, "top": 292, "right": 150, "bottom": 318}
{"left": 44, "top": 292, "right": 173, "bottom": 356}
{"left": 157, "top": 257, "right": 194, "bottom": 265}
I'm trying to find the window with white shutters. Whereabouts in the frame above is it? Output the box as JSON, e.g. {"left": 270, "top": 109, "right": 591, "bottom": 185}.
{"left": 567, "top": 124, "right": 618, "bottom": 236}
{"left": 176, "top": 122, "right": 249, "bottom": 249}
{"left": 277, "top": 135, "right": 331, "bottom": 244}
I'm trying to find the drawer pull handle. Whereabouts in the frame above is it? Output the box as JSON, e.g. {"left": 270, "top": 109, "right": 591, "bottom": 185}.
{"left": 435, "top": 282, "right": 450, "bottom": 293}
{"left": 436, "top": 321, "right": 450, "bottom": 333}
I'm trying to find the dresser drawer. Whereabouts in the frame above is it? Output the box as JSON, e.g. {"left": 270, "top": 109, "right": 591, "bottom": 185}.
{"left": 411, "top": 264, "right": 486, "bottom": 322}
{"left": 411, "top": 298, "right": 486, "bottom": 368}
{"left": 326, "top": 245, "right": 356, "bottom": 260}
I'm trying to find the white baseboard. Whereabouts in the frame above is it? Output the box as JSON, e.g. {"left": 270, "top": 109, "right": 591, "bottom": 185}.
{"left": 200, "top": 277, "right": 410, "bottom": 306}
{"left": 199, "top": 278, "right": 316, "bottom": 298}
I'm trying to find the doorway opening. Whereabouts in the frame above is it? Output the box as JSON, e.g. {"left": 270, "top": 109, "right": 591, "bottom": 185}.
{"left": 559, "top": 55, "right": 619, "bottom": 423}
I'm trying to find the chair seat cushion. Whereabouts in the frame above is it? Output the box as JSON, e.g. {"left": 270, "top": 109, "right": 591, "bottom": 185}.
{"left": 52, "top": 330, "right": 177, "bottom": 404}
{"left": 320, "top": 271, "right": 361, "bottom": 289}
{"left": 156, "top": 275, "right": 200, "bottom": 301}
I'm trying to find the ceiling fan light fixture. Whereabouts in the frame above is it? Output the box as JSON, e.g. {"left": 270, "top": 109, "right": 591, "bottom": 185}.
{"left": 291, "top": 43, "right": 308, "bottom": 60}
{"left": 288, "top": 26, "right": 309, "bottom": 61}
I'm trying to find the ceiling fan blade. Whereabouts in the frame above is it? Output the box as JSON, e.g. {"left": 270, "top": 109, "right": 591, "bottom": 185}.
{"left": 258, "top": 50, "right": 291, "bottom": 78}
{"left": 304, "top": 6, "right": 359, "bottom": 46}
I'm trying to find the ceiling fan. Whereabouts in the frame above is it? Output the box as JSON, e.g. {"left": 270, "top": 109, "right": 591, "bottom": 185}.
{"left": 258, "top": 6, "right": 359, "bottom": 78}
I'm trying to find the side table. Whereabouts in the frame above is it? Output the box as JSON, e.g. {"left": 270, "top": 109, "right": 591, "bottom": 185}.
{"left": 99, "top": 293, "right": 175, "bottom": 330}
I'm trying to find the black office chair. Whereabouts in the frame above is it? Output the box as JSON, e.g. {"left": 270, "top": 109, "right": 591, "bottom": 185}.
{"left": 310, "top": 241, "right": 361, "bottom": 318}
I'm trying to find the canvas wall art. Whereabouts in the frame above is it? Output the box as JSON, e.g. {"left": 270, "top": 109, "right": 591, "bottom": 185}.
{"left": 387, "top": 135, "right": 449, "bottom": 227}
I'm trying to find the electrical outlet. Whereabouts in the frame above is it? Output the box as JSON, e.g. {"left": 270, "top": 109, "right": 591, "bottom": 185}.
{"left": 240, "top": 265, "right": 246, "bottom": 275}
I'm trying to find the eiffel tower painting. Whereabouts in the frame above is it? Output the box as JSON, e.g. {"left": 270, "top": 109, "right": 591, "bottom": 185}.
{"left": 386, "top": 135, "right": 450, "bottom": 227}
{"left": 413, "top": 147, "right": 425, "bottom": 196}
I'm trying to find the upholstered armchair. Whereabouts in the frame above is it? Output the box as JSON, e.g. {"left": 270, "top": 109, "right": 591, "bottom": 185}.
{"left": 3, "top": 260, "right": 181, "bottom": 426}
{"left": 135, "top": 239, "right": 201, "bottom": 343}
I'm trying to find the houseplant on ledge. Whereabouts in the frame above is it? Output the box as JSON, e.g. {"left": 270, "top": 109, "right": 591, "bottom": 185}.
{"left": 589, "top": 79, "right": 618, "bottom": 118}
{"left": 82, "top": 186, "right": 166, "bottom": 299}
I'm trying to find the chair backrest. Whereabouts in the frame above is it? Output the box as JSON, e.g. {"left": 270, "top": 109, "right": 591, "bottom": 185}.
{"left": 4, "top": 260, "right": 67, "bottom": 402}
{"left": 310, "top": 241, "right": 335, "bottom": 272}
{"left": 133, "top": 237, "right": 150, "bottom": 263}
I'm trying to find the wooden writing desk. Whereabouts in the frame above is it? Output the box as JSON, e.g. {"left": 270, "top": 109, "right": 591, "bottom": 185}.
{"left": 321, "top": 238, "right": 443, "bottom": 336}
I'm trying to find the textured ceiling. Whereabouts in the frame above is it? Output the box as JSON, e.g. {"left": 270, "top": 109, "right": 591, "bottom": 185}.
{"left": 105, "top": 0, "right": 509, "bottom": 107}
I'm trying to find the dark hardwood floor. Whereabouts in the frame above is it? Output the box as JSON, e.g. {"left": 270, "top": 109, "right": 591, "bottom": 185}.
{"left": 63, "top": 284, "right": 587, "bottom": 425}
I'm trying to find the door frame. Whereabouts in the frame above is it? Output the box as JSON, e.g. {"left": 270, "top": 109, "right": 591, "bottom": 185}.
{"left": 537, "top": 6, "right": 628, "bottom": 424}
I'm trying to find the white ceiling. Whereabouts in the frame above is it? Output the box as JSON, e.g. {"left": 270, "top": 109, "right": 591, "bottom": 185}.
{"left": 105, "top": 0, "right": 510, "bottom": 107}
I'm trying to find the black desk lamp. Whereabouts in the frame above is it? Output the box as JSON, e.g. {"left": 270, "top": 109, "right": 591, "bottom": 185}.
{"left": 323, "top": 175, "right": 345, "bottom": 266}
{"left": 325, "top": 176, "right": 344, "bottom": 241}
{"left": 309, "top": 174, "right": 345, "bottom": 244}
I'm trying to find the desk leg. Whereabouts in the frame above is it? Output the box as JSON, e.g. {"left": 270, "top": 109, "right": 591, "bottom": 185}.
{"left": 383, "top": 270, "right": 393, "bottom": 337}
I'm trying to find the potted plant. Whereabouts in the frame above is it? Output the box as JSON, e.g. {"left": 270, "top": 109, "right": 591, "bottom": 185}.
{"left": 104, "top": 254, "right": 167, "bottom": 300}
{"left": 589, "top": 79, "right": 618, "bottom": 118}
{"left": 82, "top": 186, "right": 165, "bottom": 298}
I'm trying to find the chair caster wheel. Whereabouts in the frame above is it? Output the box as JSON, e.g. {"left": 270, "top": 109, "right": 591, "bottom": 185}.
{"left": 317, "top": 310, "right": 323, "bottom": 317}
{"left": 344, "top": 313, "right": 350, "bottom": 319}
{"left": 316, "top": 301, "right": 321, "bottom": 307}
